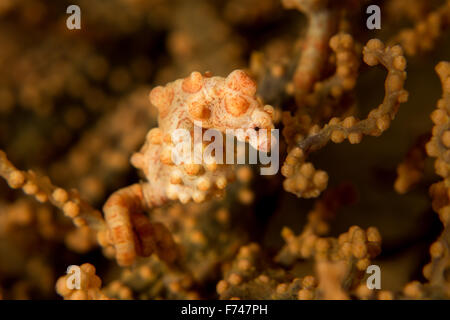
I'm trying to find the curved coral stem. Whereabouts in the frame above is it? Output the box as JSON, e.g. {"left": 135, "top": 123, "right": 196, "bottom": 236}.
{"left": 282, "top": 0, "right": 338, "bottom": 102}
{"left": 424, "top": 62, "right": 450, "bottom": 295}
{"left": 282, "top": 39, "right": 408, "bottom": 198}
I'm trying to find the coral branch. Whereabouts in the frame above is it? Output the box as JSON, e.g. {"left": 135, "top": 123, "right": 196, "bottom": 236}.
{"left": 276, "top": 183, "right": 356, "bottom": 265}
{"left": 0, "top": 149, "right": 107, "bottom": 232}
{"left": 282, "top": 0, "right": 338, "bottom": 102}
{"left": 277, "top": 224, "right": 382, "bottom": 298}
{"left": 394, "top": 133, "right": 430, "bottom": 194}
{"left": 424, "top": 62, "right": 450, "bottom": 296}
{"left": 305, "top": 33, "right": 360, "bottom": 109}
{"left": 217, "top": 243, "right": 319, "bottom": 300}
{"left": 390, "top": 0, "right": 450, "bottom": 56}
{"left": 282, "top": 39, "right": 408, "bottom": 197}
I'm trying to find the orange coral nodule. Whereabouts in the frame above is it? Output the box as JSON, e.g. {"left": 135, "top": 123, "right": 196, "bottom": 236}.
{"left": 182, "top": 71, "right": 203, "bottom": 93}
{"left": 149, "top": 86, "right": 174, "bottom": 117}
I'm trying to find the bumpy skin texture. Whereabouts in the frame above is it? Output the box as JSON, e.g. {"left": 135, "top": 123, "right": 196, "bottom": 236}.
{"left": 103, "top": 70, "right": 274, "bottom": 266}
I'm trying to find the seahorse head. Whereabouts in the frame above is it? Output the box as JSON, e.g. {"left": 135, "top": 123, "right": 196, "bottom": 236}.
{"left": 185, "top": 70, "right": 275, "bottom": 152}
